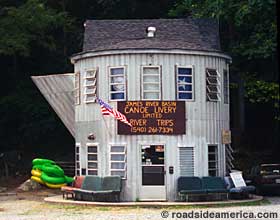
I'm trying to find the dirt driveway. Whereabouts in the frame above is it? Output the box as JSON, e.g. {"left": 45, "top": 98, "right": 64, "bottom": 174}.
{"left": 1, "top": 190, "right": 280, "bottom": 220}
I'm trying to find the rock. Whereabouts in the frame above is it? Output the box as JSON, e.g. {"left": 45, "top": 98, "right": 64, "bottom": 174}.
{"left": 17, "top": 179, "right": 43, "bottom": 191}
{"left": 0, "top": 187, "right": 7, "bottom": 193}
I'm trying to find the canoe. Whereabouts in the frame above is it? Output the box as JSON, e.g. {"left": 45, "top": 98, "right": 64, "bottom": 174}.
{"left": 32, "top": 158, "right": 55, "bottom": 166}
{"left": 42, "top": 164, "right": 64, "bottom": 177}
{"left": 41, "top": 172, "right": 66, "bottom": 184}
{"left": 32, "top": 164, "right": 64, "bottom": 177}
{"left": 45, "top": 182, "right": 66, "bottom": 189}
{"left": 64, "top": 176, "right": 74, "bottom": 184}
{"left": 31, "top": 176, "right": 45, "bottom": 185}
{"left": 31, "top": 169, "right": 42, "bottom": 177}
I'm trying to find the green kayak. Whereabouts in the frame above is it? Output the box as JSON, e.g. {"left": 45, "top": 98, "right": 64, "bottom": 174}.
{"left": 64, "top": 176, "right": 74, "bottom": 184}
{"left": 41, "top": 172, "right": 66, "bottom": 184}
{"left": 32, "top": 158, "right": 55, "bottom": 166}
{"left": 32, "top": 164, "right": 64, "bottom": 177}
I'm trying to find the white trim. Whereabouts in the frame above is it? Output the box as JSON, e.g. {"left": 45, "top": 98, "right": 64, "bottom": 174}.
{"left": 138, "top": 143, "right": 166, "bottom": 201}
{"left": 109, "top": 144, "right": 127, "bottom": 179}
{"left": 208, "top": 144, "right": 219, "bottom": 176}
{"left": 86, "top": 143, "right": 99, "bottom": 175}
{"left": 108, "top": 66, "right": 127, "bottom": 101}
{"left": 178, "top": 146, "right": 195, "bottom": 176}
{"left": 177, "top": 145, "right": 195, "bottom": 148}
{"left": 206, "top": 68, "right": 221, "bottom": 102}
{"left": 75, "top": 143, "right": 81, "bottom": 176}
{"left": 176, "top": 65, "right": 195, "bottom": 101}
{"left": 71, "top": 49, "right": 232, "bottom": 63}
{"left": 141, "top": 65, "right": 161, "bottom": 100}
{"left": 84, "top": 68, "right": 98, "bottom": 104}
{"left": 74, "top": 72, "right": 80, "bottom": 105}
{"left": 223, "top": 69, "right": 230, "bottom": 104}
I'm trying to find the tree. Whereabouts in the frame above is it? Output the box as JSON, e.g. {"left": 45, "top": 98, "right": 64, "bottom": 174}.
{"left": 0, "top": 0, "right": 71, "bottom": 57}
{"left": 169, "top": 0, "right": 279, "bottom": 163}
{"left": 0, "top": 0, "right": 76, "bottom": 155}
{"left": 169, "top": 0, "right": 278, "bottom": 118}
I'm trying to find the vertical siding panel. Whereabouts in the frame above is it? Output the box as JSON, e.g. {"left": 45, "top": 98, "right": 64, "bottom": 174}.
{"left": 74, "top": 52, "right": 230, "bottom": 201}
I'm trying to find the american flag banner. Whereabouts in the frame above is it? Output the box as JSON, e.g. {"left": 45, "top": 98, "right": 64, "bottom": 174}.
{"left": 97, "top": 98, "right": 132, "bottom": 127}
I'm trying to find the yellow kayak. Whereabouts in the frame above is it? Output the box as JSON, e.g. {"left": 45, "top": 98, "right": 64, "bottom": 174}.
{"left": 31, "top": 176, "right": 45, "bottom": 185}
{"left": 31, "top": 169, "right": 42, "bottom": 177}
{"left": 45, "top": 182, "right": 67, "bottom": 189}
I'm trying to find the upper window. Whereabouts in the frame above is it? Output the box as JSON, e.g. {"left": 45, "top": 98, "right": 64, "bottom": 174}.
{"left": 109, "top": 67, "right": 126, "bottom": 101}
{"left": 206, "top": 68, "right": 221, "bottom": 102}
{"left": 84, "top": 68, "right": 98, "bottom": 103}
{"left": 142, "top": 66, "right": 161, "bottom": 100}
{"left": 223, "top": 69, "right": 229, "bottom": 104}
{"left": 110, "top": 145, "right": 127, "bottom": 178}
{"left": 176, "top": 66, "right": 194, "bottom": 100}
{"left": 74, "top": 71, "right": 80, "bottom": 105}
{"left": 87, "top": 144, "right": 98, "bottom": 175}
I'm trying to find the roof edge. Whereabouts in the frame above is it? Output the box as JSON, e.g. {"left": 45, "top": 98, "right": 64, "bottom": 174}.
{"left": 70, "top": 49, "right": 232, "bottom": 64}
{"left": 31, "top": 73, "right": 74, "bottom": 79}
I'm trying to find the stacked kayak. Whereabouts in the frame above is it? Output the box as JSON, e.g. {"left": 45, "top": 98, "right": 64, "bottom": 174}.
{"left": 31, "top": 158, "right": 73, "bottom": 189}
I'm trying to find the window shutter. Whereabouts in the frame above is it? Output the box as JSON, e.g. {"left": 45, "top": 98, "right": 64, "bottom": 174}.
{"left": 84, "top": 68, "right": 98, "bottom": 103}
{"left": 179, "top": 147, "right": 194, "bottom": 176}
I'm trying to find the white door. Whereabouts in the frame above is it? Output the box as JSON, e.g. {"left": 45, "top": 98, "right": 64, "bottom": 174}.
{"left": 139, "top": 145, "right": 166, "bottom": 201}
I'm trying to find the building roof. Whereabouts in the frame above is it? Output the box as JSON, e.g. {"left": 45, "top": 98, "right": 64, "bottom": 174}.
{"left": 82, "top": 18, "right": 221, "bottom": 53}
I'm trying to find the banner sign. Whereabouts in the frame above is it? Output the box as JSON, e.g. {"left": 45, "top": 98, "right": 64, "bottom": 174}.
{"left": 117, "top": 101, "right": 186, "bottom": 135}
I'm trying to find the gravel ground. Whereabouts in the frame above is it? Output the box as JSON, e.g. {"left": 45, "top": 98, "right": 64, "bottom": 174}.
{"left": 0, "top": 192, "right": 280, "bottom": 220}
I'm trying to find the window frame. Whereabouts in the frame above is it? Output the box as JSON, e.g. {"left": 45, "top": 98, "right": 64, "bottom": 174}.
{"left": 86, "top": 143, "right": 98, "bottom": 176}
{"left": 109, "top": 144, "right": 127, "bottom": 179}
{"left": 206, "top": 68, "right": 221, "bottom": 102}
{"left": 84, "top": 68, "right": 98, "bottom": 104}
{"left": 223, "top": 69, "right": 229, "bottom": 104}
{"left": 176, "top": 65, "right": 195, "bottom": 101}
{"left": 108, "top": 66, "right": 127, "bottom": 101}
{"left": 74, "top": 71, "right": 81, "bottom": 105}
{"left": 141, "top": 65, "right": 162, "bottom": 100}
{"left": 208, "top": 144, "right": 219, "bottom": 176}
{"left": 75, "top": 143, "right": 81, "bottom": 176}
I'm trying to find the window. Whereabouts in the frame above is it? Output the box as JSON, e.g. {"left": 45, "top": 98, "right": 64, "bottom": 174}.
{"left": 176, "top": 66, "right": 194, "bottom": 100}
{"left": 74, "top": 72, "right": 80, "bottom": 105}
{"left": 179, "top": 147, "right": 194, "bottom": 176}
{"left": 206, "top": 68, "right": 221, "bottom": 101}
{"left": 75, "top": 143, "right": 80, "bottom": 176}
{"left": 87, "top": 144, "right": 98, "bottom": 175}
{"left": 110, "top": 145, "right": 126, "bottom": 178}
{"left": 223, "top": 69, "right": 229, "bottom": 104}
{"left": 109, "top": 67, "right": 126, "bottom": 100}
{"left": 141, "top": 145, "right": 165, "bottom": 185}
{"left": 142, "top": 66, "right": 161, "bottom": 100}
{"left": 208, "top": 145, "right": 218, "bottom": 176}
{"left": 84, "top": 68, "right": 98, "bottom": 103}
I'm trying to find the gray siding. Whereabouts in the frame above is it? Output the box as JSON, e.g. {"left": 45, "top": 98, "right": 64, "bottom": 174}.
{"left": 74, "top": 51, "right": 230, "bottom": 201}
{"left": 32, "top": 74, "right": 75, "bottom": 137}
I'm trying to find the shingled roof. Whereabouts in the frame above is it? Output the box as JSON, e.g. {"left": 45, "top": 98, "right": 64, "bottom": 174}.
{"left": 82, "top": 18, "right": 221, "bottom": 53}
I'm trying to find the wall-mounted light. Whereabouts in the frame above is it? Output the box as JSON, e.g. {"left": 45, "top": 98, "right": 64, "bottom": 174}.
{"left": 87, "top": 133, "right": 96, "bottom": 140}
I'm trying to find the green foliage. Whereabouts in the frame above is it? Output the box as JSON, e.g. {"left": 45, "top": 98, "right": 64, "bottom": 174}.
{"left": 169, "top": 0, "right": 278, "bottom": 120}
{"left": 0, "top": 85, "right": 54, "bottom": 148}
{"left": 244, "top": 75, "right": 279, "bottom": 120}
{"left": 0, "top": 0, "right": 71, "bottom": 57}
{"left": 169, "top": 0, "right": 277, "bottom": 60}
